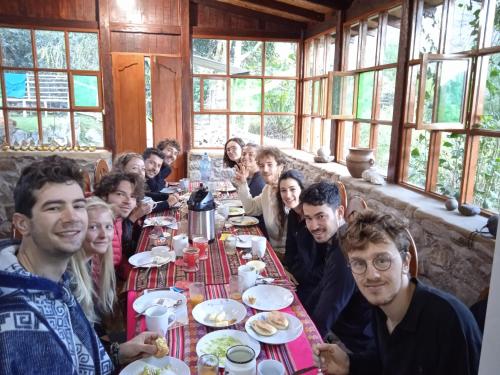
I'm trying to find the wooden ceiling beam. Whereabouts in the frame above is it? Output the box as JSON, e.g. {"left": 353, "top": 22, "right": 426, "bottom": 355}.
{"left": 239, "top": 0, "right": 325, "bottom": 22}
{"left": 215, "top": 0, "right": 313, "bottom": 23}
{"left": 191, "top": 0, "right": 306, "bottom": 29}
{"left": 306, "top": 0, "right": 353, "bottom": 10}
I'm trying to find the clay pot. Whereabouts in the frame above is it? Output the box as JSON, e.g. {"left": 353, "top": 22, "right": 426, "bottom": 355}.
{"left": 346, "top": 148, "right": 375, "bottom": 178}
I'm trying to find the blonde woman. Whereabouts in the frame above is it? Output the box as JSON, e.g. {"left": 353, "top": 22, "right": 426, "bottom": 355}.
{"left": 70, "top": 197, "right": 116, "bottom": 323}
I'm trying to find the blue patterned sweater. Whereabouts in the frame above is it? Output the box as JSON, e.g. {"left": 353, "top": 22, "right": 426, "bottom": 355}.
{"left": 0, "top": 242, "right": 112, "bottom": 374}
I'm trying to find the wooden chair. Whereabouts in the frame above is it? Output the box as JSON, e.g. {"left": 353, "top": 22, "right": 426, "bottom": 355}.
{"left": 82, "top": 169, "right": 93, "bottom": 197}
{"left": 94, "top": 159, "right": 109, "bottom": 186}
{"left": 346, "top": 195, "right": 368, "bottom": 222}
{"left": 406, "top": 228, "right": 418, "bottom": 277}
{"left": 335, "top": 181, "right": 348, "bottom": 213}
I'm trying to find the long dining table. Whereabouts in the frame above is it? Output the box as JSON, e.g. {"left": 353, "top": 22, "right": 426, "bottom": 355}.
{"left": 125, "top": 200, "right": 323, "bottom": 374}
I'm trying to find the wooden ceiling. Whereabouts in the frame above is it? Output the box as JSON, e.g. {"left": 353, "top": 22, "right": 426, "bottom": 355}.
{"left": 206, "top": 0, "right": 352, "bottom": 24}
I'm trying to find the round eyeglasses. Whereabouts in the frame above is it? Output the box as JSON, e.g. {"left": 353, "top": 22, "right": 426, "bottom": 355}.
{"left": 348, "top": 252, "right": 404, "bottom": 275}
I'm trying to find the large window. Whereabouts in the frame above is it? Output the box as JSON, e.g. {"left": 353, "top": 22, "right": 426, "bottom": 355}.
{"left": 302, "top": 30, "right": 335, "bottom": 154}
{"left": 332, "top": 6, "right": 402, "bottom": 173}
{"left": 0, "top": 27, "right": 103, "bottom": 149}
{"left": 192, "top": 38, "right": 298, "bottom": 148}
{"left": 402, "top": 0, "right": 500, "bottom": 213}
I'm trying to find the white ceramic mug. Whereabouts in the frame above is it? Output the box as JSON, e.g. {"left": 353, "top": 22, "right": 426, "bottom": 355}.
{"left": 238, "top": 264, "right": 257, "bottom": 291}
{"left": 172, "top": 234, "right": 189, "bottom": 257}
{"left": 251, "top": 236, "right": 267, "bottom": 258}
{"left": 144, "top": 305, "right": 175, "bottom": 336}
{"left": 141, "top": 196, "right": 158, "bottom": 209}
{"left": 257, "top": 360, "right": 285, "bottom": 375}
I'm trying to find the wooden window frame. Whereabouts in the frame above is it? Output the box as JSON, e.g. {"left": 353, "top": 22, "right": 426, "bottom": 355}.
{"left": 326, "top": 71, "right": 357, "bottom": 120}
{"left": 0, "top": 26, "right": 103, "bottom": 149}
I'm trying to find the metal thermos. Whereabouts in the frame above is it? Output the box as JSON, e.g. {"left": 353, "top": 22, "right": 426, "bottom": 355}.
{"left": 187, "top": 184, "right": 216, "bottom": 242}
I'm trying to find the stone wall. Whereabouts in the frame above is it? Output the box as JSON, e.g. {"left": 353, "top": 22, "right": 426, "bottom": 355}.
{"left": 0, "top": 151, "right": 112, "bottom": 238}
{"left": 188, "top": 149, "right": 495, "bottom": 305}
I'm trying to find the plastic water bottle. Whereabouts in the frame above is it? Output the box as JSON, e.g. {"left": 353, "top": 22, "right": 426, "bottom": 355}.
{"left": 200, "top": 152, "right": 211, "bottom": 182}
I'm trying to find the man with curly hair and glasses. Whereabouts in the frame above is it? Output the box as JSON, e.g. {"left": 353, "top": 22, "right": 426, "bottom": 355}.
{"left": 313, "top": 209, "right": 482, "bottom": 375}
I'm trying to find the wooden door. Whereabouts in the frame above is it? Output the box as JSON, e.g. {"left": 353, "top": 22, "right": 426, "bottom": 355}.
{"left": 152, "top": 56, "right": 184, "bottom": 180}
{"left": 112, "top": 53, "right": 146, "bottom": 154}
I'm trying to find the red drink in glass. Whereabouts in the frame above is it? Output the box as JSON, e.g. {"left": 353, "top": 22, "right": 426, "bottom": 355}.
{"left": 192, "top": 237, "right": 209, "bottom": 260}
{"left": 182, "top": 247, "right": 199, "bottom": 272}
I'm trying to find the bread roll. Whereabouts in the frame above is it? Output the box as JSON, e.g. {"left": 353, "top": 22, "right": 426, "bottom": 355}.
{"left": 267, "top": 311, "right": 289, "bottom": 330}
{"left": 154, "top": 337, "right": 169, "bottom": 358}
{"left": 251, "top": 319, "right": 277, "bottom": 336}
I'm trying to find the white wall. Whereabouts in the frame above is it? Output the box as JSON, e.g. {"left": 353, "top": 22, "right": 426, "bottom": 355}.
{"left": 479, "top": 219, "right": 500, "bottom": 374}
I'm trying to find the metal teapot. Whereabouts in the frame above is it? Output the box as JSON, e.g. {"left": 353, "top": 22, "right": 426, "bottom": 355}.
{"left": 187, "top": 184, "right": 216, "bottom": 242}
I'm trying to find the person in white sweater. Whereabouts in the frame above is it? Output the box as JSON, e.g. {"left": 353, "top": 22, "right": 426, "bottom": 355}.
{"left": 234, "top": 147, "right": 287, "bottom": 250}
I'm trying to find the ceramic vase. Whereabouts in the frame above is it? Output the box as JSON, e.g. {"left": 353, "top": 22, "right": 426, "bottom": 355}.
{"left": 346, "top": 148, "right": 375, "bottom": 178}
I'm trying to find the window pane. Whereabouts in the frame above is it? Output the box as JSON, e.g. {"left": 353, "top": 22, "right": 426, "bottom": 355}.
{"left": 436, "top": 60, "right": 468, "bottom": 123}
{"left": 265, "top": 42, "right": 297, "bottom": 76}
{"left": 229, "top": 115, "right": 261, "bottom": 144}
{"left": 35, "top": 30, "right": 66, "bottom": 69}
{"left": 417, "top": 0, "right": 443, "bottom": 57}
{"left": 478, "top": 53, "right": 500, "bottom": 130}
{"left": 73, "top": 75, "right": 99, "bottom": 107}
{"left": 306, "top": 41, "right": 314, "bottom": 77}
{"left": 230, "top": 78, "right": 261, "bottom": 112}
{"left": 313, "top": 80, "right": 321, "bottom": 114}
{"left": 75, "top": 112, "right": 103, "bottom": 147}
{"left": 363, "top": 16, "right": 379, "bottom": 68}
{"left": 230, "top": 40, "right": 262, "bottom": 75}
{"left": 359, "top": 123, "right": 370, "bottom": 147}
{"left": 303, "top": 80, "right": 312, "bottom": 115}
{"left": 435, "top": 132, "right": 465, "bottom": 196}
{"left": 193, "top": 39, "right": 227, "bottom": 74}
{"left": 203, "top": 79, "right": 227, "bottom": 110}
{"left": 383, "top": 7, "right": 401, "bottom": 64}
{"left": 193, "top": 77, "right": 200, "bottom": 111}
{"left": 69, "top": 32, "right": 99, "bottom": 70}
{"left": 332, "top": 75, "right": 354, "bottom": 116}
{"left": 301, "top": 117, "right": 311, "bottom": 152}
{"left": 406, "top": 64, "right": 420, "bottom": 123}
{"left": 0, "top": 28, "right": 33, "bottom": 68}
{"left": 406, "top": 129, "right": 429, "bottom": 188}
{"left": 145, "top": 57, "right": 153, "bottom": 147}
{"left": 446, "top": 0, "right": 481, "bottom": 53}
{"left": 376, "top": 125, "right": 392, "bottom": 174}
{"left": 492, "top": 0, "right": 500, "bottom": 46}
{"left": 4, "top": 71, "right": 36, "bottom": 108}
{"left": 346, "top": 24, "right": 359, "bottom": 70}
{"left": 357, "top": 71, "right": 374, "bottom": 119}
{"left": 8, "top": 110, "right": 39, "bottom": 145}
{"left": 315, "top": 37, "right": 325, "bottom": 75}
{"left": 263, "top": 115, "right": 294, "bottom": 147}
{"left": 264, "top": 79, "right": 296, "bottom": 113}
{"left": 379, "top": 68, "right": 396, "bottom": 121}
{"left": 41, "top": 111, "right": 71, "bottom": 146}
{"left": 38, "top": 72, "right": 69, "bottom": 109}
{"left": 193, "top": 114, "right": 226, "bottom": 147}
{"left": 326, "top": 32, "right": 336, "bottom": 72}
{"left": 322, "top": 118, "right": 332, "bottom": 149}
{"left": 0, "top": 111, "right": 5, "bottom": 144}
{"left": 311, "top": 117, "right": 322, "bottom": 152}
{"left": 342, "top": 121, "right": 353, "bottom": 161}
{"left": 423, "top": 62, "right": 437, "bottom": 123}
{"left": 0, "top": 74, "right": 2, "bottom": 104}
{"left": 473, "top": 136, "right": 499, "bottom": 212}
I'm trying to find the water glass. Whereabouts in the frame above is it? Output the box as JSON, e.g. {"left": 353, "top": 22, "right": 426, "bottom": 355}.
{"left": 224, "top": 235, "right": 237, "bottom": 256}
{"left": 197, "top": 354, "right": 219, "bottom": 375}
{"left": 193, "top": 236, "right": 209, "bottom": 260}
{"left": 229, "top": 275, "right": 243, "bottom": 301}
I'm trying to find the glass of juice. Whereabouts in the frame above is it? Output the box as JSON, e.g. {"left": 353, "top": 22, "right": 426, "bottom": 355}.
{"left": 189, "top": 282, "right": 205, "bottom": 307}
{"left": 192, "top": 236, "right": 209, "bottom": 260}
{"left": 182, "top": 247, "right": 200, "bottom": 272}
{"left": 229, "top": 275, "right": 243, "bottom": 301}
{"left": 197, "top": 354, "right": 218, "bottom": 375}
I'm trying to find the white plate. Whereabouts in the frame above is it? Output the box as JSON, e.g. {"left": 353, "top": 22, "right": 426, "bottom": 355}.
{"left": 228, "top": 216, "right": 259, "bottom": 227}
{"left": 220, "top": 199, "right": 243, "bottom": 207}
{"left": 192, "top": 298, "right": 247, "bottom": 328}
{"left": 133, "top": 290, "right": 188, "bottom": 326}
{"left": 242, "top": 285, "right": 294, "bottom": 311}
{"left": 128, "top": 251, "right": 174, "bottom": 267}
{"left": 144, "top": 216, "right": 176, "bottom": 227}
{"left": 160, "top": 186, "right": 180, "bottom": 194}
{"left": 228, "top": 207, "right": 245, "bottom": 216}
{"left": 119, "top": 356, "right": 189, "bottom": 375}
{"left": 196, "top": 329, "right": 260, "bottom": 368}
{"left": 217, "top": 185, "right": 237, "bottom": 193}
{"left": 245, "top": 312, "right": 303, "bottom": 345}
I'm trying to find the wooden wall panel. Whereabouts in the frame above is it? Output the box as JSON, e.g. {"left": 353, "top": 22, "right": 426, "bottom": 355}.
{"left": 152, "top": 56, "right": 184, "bottom": 180}
{"left": 109, "top": 0, "right": 180, "bottom": 26}
{"left": 112, "top": 53, "right": 147, "bottom": 154}
{"left": 0, "top": 0, "right": 96, "bottom": 22}
{"left": 110, "top": 32, "right": 181, "bottom": 54}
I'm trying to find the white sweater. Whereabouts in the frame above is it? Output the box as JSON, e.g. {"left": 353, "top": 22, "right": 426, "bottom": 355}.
{"left": 237, "top": 183, "right": 286, "bottom": 248}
